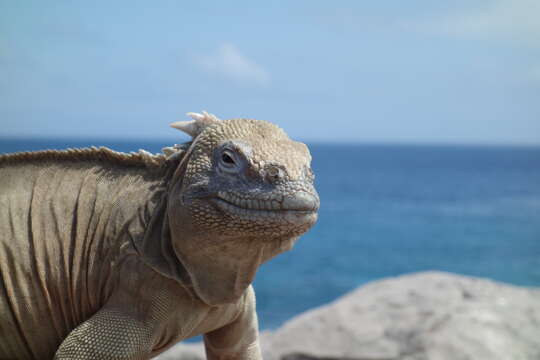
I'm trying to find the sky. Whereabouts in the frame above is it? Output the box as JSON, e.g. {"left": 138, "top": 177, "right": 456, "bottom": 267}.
{"left": 1, "top": 0, "right": 539, "bottom": 145}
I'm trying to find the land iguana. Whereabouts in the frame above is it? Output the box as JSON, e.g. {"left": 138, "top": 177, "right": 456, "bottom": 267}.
{"left": 0, "top": 112, "right": 319, "bottom": 359}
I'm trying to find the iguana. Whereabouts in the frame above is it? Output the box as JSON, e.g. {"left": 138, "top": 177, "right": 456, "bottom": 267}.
{"left": 0, "top": 112, "right": 319, "bottom": 360}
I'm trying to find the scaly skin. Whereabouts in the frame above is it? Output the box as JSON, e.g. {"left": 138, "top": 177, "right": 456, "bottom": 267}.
{"left": 0, "top": 112, "right": 319, "bottom": 359}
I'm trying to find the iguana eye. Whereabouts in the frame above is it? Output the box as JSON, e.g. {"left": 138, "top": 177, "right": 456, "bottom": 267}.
{"left": 219, "top": 149, "right": 239, "bottom": 172}
{"left": 216, "top": 141, "right": 251, "bottom": 173}
{"left": 221, "top": 152, "right": 235, "bottom": 165}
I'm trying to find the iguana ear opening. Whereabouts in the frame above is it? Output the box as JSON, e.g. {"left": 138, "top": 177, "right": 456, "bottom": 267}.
{"left": 170, "top": 111, "right": 221, "bottom": 138}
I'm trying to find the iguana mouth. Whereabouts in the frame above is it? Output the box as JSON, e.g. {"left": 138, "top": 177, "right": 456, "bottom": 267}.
{"left": 214, "top": 191, "right": 319, "bottom": 213}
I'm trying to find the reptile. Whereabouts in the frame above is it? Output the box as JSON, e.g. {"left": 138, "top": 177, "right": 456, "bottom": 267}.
{"left": 0, "top": 112, "right": 319, "bottom": 359}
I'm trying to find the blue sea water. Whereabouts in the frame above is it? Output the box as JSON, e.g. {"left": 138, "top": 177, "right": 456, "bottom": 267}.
{"left": 1, "top": 139, "right": 539, "bottom": 330}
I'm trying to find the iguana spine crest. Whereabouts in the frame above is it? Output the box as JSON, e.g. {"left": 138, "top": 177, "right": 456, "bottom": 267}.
{"left": 0, "top": 146, "right": 176, "bottom": 169}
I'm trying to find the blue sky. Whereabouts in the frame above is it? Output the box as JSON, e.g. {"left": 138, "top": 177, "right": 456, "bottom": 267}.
{"left": 1, "top": 1, "right": 539, "bottom": 145}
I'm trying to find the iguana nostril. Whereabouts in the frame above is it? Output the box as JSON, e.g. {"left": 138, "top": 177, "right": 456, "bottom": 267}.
{"left": 266, "top": 165, "right": 284, "bottom": 183}
{"left": 281, "top": 191, "right": 320, "bottom": 211}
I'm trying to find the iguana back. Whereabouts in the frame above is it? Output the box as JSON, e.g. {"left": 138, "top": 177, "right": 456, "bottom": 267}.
{"left": 0, "top": 149, "right": 166, "bottom": 358}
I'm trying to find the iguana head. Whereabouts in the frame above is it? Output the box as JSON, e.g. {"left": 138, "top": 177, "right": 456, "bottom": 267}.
{"left": 165, "top": 112, "right": 319, "bottom": 305}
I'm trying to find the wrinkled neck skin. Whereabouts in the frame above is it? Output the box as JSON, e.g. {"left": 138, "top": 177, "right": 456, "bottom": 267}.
{"left": 166, "top": 179, "right": 296, "bottom": 306}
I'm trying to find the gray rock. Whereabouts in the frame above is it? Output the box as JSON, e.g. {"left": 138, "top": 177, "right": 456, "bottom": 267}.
{"left": 153, "top": 341, "right": 205, "bottom": 360}
{"left": 155, "top": 272, "right": 540, "bottom": 360}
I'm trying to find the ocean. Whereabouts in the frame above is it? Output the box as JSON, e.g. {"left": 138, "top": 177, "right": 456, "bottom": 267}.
{"left": 1, "top": 139, "right": 539, "bottom": 330}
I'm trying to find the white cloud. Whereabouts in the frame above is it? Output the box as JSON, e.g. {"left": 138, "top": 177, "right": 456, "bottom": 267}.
{"left": 195, "top": 43, "right": 270, "bottom": 86}
{"left": 434, "top": 0, "right": 540, "bottom": 47}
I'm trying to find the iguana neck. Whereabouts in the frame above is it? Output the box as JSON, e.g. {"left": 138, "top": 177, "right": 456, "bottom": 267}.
{"left": 128, "top": 161, "right": 196, "bottom": 295}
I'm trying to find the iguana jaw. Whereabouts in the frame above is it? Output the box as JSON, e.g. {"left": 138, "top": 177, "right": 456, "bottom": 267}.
{"left": 213, "top": 190, "right": 319, "bottom": 226}
{"left": 215, "top": 191, "right": 319, "bottom": 212}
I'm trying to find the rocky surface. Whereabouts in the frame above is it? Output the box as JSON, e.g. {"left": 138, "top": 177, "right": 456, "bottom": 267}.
{"left": 154, "top": 271, "right": 540, "bottom": 360}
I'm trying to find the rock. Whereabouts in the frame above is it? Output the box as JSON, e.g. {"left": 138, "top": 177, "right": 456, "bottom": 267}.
{"left": 153, "top": 341, "right": 205, "bottom": 360}
{"left": 154, "top": 271, "right": 540, "bottom": 360}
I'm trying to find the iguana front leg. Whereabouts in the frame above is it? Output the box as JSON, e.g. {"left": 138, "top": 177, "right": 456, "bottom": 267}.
{"left": 203, "top": 287, "right": 262, "bottom": 360}
{"left": 54, "top": 304, "right": 155, "bottom": 360}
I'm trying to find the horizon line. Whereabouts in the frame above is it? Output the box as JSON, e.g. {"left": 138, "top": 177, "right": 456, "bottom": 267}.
{"left": 1, "top": 136, "right": 539, "bottom": 150}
